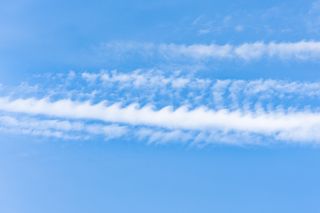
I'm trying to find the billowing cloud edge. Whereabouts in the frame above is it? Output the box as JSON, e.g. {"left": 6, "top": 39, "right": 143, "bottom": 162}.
{"left": 1, "top": 69, "right": 320, "bottom": 145}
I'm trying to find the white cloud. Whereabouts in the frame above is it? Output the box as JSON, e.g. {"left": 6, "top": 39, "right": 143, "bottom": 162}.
{"left": 1, "top": 97, "right": 320, "bottom": 143}
{"left": 3, "top": 70, "right": 320, "bottom": 144}
{"left": 102, "top": 41, "right": 320, "bottom": 61}
{"left": 0, "top": 115, "right": 128, "bottom": 140}
{"left": 136, "top": 128, "right": 193, "bottom": 144}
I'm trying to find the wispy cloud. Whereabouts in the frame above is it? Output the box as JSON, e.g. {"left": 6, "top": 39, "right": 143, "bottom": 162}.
{"left": 28, "top": 70, "right": 320, "bottom": 109}
{"left": 306, "top": 0, "right": 320, "bottom": 34}
{"left": 0, "top": 115, "right": 128, "bottom": 140}
{"left": 101, "top": 41, "right": 320, "bottom": 61}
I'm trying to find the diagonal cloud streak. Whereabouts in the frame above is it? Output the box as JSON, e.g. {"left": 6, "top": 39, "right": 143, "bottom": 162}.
{"left": 2, "top": 70, "right": 320, "bottom": 144}
{"left": 0, "top": 97, "right": 320, "bottom": 142}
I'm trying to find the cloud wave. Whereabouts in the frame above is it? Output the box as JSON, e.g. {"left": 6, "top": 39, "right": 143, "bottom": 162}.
{"left": 0, "top": 97, "right": 320, "bottom": 143}
{"left": 1, "top": 70, "right": 320, "bottom": 144}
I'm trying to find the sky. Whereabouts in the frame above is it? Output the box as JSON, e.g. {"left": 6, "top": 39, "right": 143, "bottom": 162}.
{"left": 1, "top": 0, "right": 320, "bottom": 212}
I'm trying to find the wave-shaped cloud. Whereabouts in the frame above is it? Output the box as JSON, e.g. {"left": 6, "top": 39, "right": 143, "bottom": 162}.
{"left": 1, "top": 69, "right": 320, "bottom": 144}
{"left": 0, "top": 96, "right": 319, "bottom": 137}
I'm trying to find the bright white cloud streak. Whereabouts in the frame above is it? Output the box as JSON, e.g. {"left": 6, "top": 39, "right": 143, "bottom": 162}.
{"left": 1, "top": 97, "right": 320, "bottom": 142}
{"left": 2, "top": 69, "right": 320, "bottom": 144}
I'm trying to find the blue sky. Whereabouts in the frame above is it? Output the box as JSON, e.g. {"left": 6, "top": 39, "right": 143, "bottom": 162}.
{"left": 2, "top": 0, "right": 320, "bottom": 212}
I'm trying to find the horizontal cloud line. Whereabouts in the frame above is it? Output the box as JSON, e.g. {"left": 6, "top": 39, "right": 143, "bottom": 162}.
{"left": 1, "top": 97, "right": 320, "bottom": 142}
{"left": 0, "top": 115, "right": 127, "bottom": 140}
{"left": 20, "top": 70, "right": 320, "bottom": 110}
{"left": 102, "top": 40, "right": 320, "bottom": 61}
{"left": 0, "top": 114, "right": 259, "bottom": 145}
{"left": 3, "top": 70, "right": 320, "bottom": 144}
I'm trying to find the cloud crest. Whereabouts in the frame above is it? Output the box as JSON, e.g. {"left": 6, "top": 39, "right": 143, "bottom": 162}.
{"left": 1, "top": 69, "right": 320, "bottom": 144}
